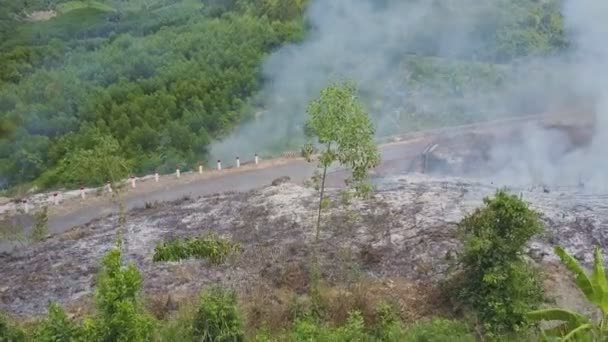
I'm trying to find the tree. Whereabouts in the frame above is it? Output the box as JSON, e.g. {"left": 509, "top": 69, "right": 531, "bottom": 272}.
{"left": 306, "top": 81, "right": 380, "bottom": 244}
{"left": 54, "top": 134, "right": 132, "bottom": 187}
{"left": 527, "top": 246, "right": 608, "bottom": 341}
{"left": 454, "top": 190, "right": 544, "bottom": 334}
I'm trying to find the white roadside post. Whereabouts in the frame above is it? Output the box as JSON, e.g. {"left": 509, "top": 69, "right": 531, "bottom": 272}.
{"left": 236, "top": 156, "right": 240, "bottom": 168}
{"left": 53, "top": 193, "right": 59, "bottom": 205}
{"left": 255, "top": 153, "right": 259, "bottom": 165}
{"left": 199, "top": 164, "right": 203, "bottom": 174}
{"left": 130, "top": 176, "right": 136, "bottom": 189}
{"left": 80, "top": 187, "right": 86, "bottom": 200}
{"left": 217, "top": 160, "right": 222, "bottom": 171}
{"left": 154, "top": 172, "right": 159, "bottom": 183}
{"left": 176, "top": 167, "right": 181, "bottom": 179}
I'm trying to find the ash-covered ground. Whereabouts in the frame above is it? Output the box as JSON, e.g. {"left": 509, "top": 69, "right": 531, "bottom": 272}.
{"left": 1, "top": 174, "right": 607, "bottom": 317}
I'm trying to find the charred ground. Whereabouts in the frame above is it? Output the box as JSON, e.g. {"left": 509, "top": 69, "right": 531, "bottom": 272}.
{"left": 2, "top": 174, "right": 607, "bottom": 319}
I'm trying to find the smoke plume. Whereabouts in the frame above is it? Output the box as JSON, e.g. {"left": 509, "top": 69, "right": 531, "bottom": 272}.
{"left": 210, "top": 0, "right": 607, "bottom": 189}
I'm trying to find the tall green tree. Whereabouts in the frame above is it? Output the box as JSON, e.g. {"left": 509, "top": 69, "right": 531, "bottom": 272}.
{"left": 305, "top": 81, "right": 380, "bottom": 245}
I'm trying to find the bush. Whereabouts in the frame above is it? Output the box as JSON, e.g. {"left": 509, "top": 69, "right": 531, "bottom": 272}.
{"left": 34, "top": 303, "right": 83, "bottom": 341}
{"left": 455, "top": 190, "right": 544, "bottom": 334}
{"left": 193, "top": 286, "right": 244, "bottom": 342}
{"left": 92, "top": 247, "right": 155, "bottom": 341}
{"left": 0, "top": 312, "right": 26, "bottom": 342}
{"left": 153, "top": 233, "right": 240, "bottom": 264}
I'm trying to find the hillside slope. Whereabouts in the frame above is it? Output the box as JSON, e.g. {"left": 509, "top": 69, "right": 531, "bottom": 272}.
{"left": 1, "top": 175, "right": 606, "bottom": 317}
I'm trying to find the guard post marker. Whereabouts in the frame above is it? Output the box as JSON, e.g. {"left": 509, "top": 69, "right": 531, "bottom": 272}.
{"left": 53, "top": 193, "right": 59, "bottom": 205}
{"left": 154, "top": 171, "right": 159, "bottom": 183}
{"left": 217, "top": 160, "right": 222, "bottom": 171}
{"left": 176, "top": 166, "right": 181, "bottom": 179}
{"left": 80, "top": 186, "right": 86, "bottom": 200}
{"left": 255, "top": 153, "right": 259, "bottom": 165}
{"left": 199, "top": 163, "right": 203, "bottom": 174}
{"left": 236, "top": 156, "right": 240, "bottom": 168}
{"left": 130, "top": 176, "right": 136, "bottom": 189}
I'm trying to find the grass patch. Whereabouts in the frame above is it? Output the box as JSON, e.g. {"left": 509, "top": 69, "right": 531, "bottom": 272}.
{"left": 153, "top": 233, "right": 241, "bottom": 264}
{"left": 56, "top": 1, "right": 115, "bottom": 14}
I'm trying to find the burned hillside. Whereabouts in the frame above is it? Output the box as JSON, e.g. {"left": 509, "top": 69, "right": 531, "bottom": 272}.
{"left": 1, "top": 174, "right": 607, "bottom": 317}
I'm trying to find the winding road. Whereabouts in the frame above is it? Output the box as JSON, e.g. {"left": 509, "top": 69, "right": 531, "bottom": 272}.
{"left": 0, "top": 115, "right": 542, "bottom": 253}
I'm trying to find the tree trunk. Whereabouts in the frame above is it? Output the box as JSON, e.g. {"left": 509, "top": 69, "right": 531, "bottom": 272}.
{"left": 315, "top": 143, "right": 331, "bottom": 244}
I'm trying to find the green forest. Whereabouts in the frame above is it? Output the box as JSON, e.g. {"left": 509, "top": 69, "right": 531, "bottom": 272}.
{"left": 0, "top": 0, "right": 566, "bottom": 191}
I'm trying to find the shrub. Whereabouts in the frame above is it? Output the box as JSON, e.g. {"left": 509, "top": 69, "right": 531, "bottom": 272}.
{"left": 34, "top": 303, "right": 83, "bottom": 341}
{"left": 92, "top": 247, "right": 154, "bottom": 341}
{"left": 289, "top": 310, "right": 368, "bottom": 341}
{"left": 193, "top": 286, "right": 244, "bottom": 342}
{"left": 527, "top": 246, "right": 608, "bottom": 340}
{"left": 0, "top": 312, "right": 26, "bottom": 342}
{"left": 455, "top": 190, "right": 544, "bottom": 334}
{"left": 153, "top": 233, "right": 240, "bottom": 264}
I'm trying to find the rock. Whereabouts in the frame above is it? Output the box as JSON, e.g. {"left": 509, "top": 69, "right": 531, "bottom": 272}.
{"left": 271, "top": 176, "right": 291, "bottom": 186}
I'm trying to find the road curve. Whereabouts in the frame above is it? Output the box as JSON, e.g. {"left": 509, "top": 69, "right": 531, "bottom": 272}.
{"left": 0, "top": 114, "right": 543, "bottom": 253}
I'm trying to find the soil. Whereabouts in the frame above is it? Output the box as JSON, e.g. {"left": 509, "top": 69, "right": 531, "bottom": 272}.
{"left": 1, "top": 174, "right": 606, "bottom": 318}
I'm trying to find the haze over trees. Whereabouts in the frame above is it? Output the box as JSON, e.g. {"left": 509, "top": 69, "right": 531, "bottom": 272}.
{"left": 0, "top": 0, "right": 568, "bottom": 191}
{"left": 0, "top": 0, "right": 308, "bottom": 189}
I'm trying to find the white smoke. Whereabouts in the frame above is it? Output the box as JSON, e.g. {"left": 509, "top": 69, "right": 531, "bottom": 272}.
{"left": 487, "top": 0, "right": 608, "bottom": 190}
{"left": 209, "top": 0, "right": 608, "bottom": 189}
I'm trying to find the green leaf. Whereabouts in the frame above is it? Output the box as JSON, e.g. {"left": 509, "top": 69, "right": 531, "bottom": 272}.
{"left": 555, "top": 246, "right": 596, "bottom": 304}
{"left": 526, "top": 308, "right": 589, "bottom": 326}
{"left": 562, "top": 323, "right": 593, "bottom": 341}
{"left": 591, "top": 247, "right": 608, "bottom": 314}
{"left": 541, "top": 323, "right": 574, "bottom": 338}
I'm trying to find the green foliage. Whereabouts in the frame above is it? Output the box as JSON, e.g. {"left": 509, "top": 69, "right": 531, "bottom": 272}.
{"left": 306, "top": 81, "right": 381, "bottom": 191}
{"left": 401, "top": 319, "right": 475, "bottom": 342}
{"left": 31, "top": 206, "right": 49, "bottom": 242}
{"left": 0, "top": 0, "right": 308, "bottom": 189}
{"left": 0, "top": 312, "right": 26, "bottom": 342}
{"left": 92, "top": 246, "right": 155, "bottom": 341}
{"left": 288, "top": 310, "right": 367, "bottom": 342}
{"left": 527, "top": 246, "right": 608, "bottom": 341}
{"left": 305, "top": 80, "right": 381, "bottom": 238}
{"left": 45, "top": 134, "right": 133, "bottom": 187}
{"left": 193, "top": 286, "right": 245, "bottom": 342}
{"left": 34, "top": 302, "right": 84, "bottom": 341}
{"left": 153, "top": 233, "right": 241, "bottom": 264}
{"left": 455, "top": 190, "right": 544, "bottom": 334}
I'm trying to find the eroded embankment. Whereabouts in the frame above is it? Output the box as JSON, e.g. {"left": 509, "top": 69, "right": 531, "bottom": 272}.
{"left": 1, "top": 174, "right": 607, "bottom": 317}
